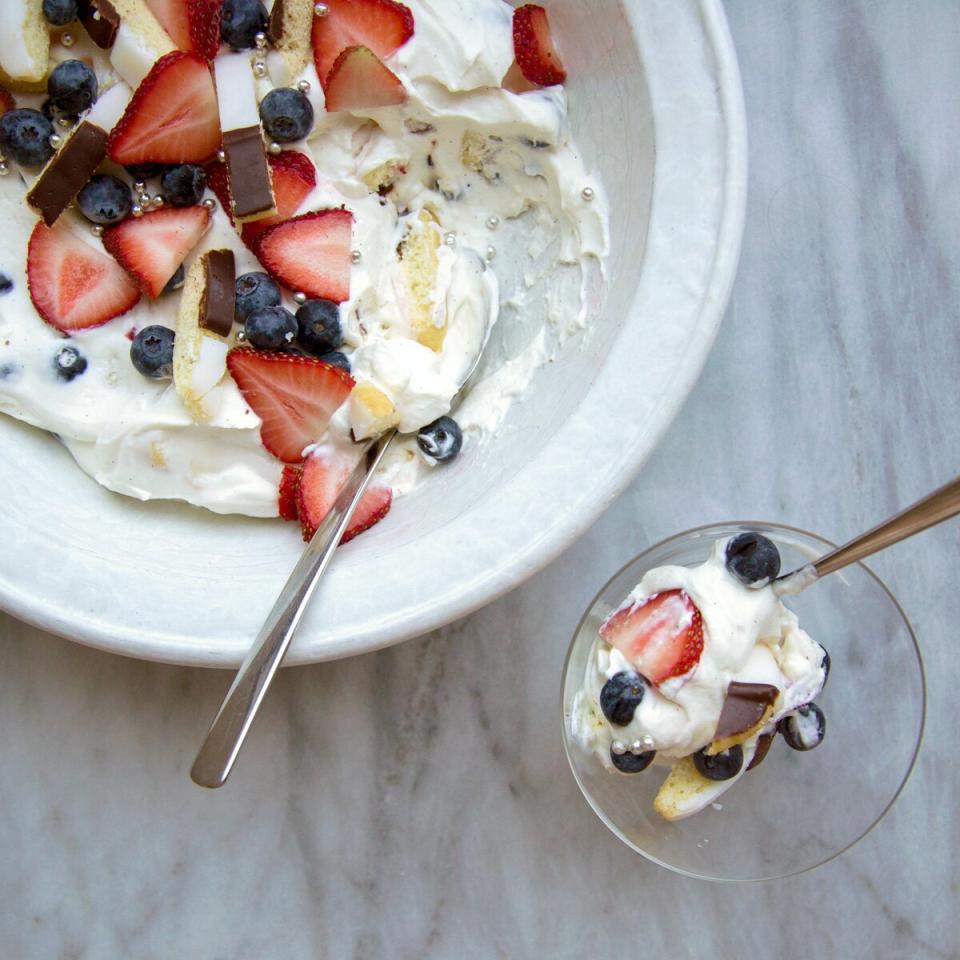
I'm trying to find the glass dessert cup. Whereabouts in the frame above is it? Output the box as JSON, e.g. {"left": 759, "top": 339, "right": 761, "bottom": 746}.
{"left": 560, "top": 521, "right": 926, "bottom": 882}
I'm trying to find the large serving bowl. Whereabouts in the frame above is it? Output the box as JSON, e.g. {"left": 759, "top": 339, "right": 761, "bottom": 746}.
{"left": 0, "top": 0, "right": 746, "bottom": 666}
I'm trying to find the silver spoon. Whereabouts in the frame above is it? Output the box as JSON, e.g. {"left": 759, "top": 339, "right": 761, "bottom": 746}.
{"left": 773, "top": 475, "right": 960, "bottom": 596}
{"left": 191, "top": 317, "right": 492, "bottom": 788}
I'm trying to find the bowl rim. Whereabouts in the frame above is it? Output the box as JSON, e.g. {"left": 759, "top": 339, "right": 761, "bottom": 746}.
{"left": 560, "top": 520, "right": 928, "bottom": 882}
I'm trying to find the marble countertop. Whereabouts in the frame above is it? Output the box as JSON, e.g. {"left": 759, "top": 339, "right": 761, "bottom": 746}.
{"left": 2, "top": 2, "right": 957, "bottom": 956}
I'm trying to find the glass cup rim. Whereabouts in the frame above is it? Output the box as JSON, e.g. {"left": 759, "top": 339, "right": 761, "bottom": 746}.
{"left": 560, "top": 519, "right": 927, "bottom": 882}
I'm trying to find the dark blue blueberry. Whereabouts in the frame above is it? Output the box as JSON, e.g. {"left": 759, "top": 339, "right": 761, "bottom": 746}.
{"left": 259, "top": 88, "right": 314, "bottom": 143}
{"left": 778, "top": 703, "right": 826, "bottom": 751}
{"left": 124, "top": 162, "right": 165, "bottom": 182}
{"left": 235, "top": 271, "right": 281, "bottom": 323}
{"left": 245, "top": 306, "right": 297, "bottom": 351}
{"left": 0, "top": 273, "right": 12, "bottom": 295}
{"left": 47, "top": 60, "right": 98, "bottom": 115}
{"left": 220, "top": 0, "right": 268, "bottom": 50}
{"left": 53, "top": 345, "right": 87, "bottom": 381}
{"left": 0, "top": 109, "right": 55, "bottom": 168}
{"left": 819, "top": 647, "right": 831, "bottom": 687}
{"left": 599, "top": 671, "right": 646, "bottom": 726}
{"left": 725, "top": 532, "right": 781, "bottom": 586}
{"left": 319, "top": 350, "right": 350, "bottom": 372}
{"left": 130, "top": 325, "right": 175, "bottom": 379}
{"left": 160, "top": 164, "right": 206, "bottom": 207}
{"left": 610, "top": 746, "right": 656, "bottom": 774}
{"left": 295, "top": 298, "right": 341, "bottom": 355}
{"left": 693, "top": 744, "right": 744, "bottom": 781}
{"left": 77, "top": 174, "right": 132, "bottom": 225}
{"left": 417, "top": 416, "right": 463, "bottom": 463}
{"left": 43, "top": 0, "right": 79, "bottom": 25}
{"left": 163, "top": 264, "right": 185, "bottom": 294}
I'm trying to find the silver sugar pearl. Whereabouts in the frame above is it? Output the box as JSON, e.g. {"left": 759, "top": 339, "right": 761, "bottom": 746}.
{"left": 0, "top": 162, "right": 9, "bottom": 177}
{"left": 630, "top": 739, "right": 647, "bottom": 755}
{"left": 485, "top": 245, "right": 496, "bottom": 261}
{"left": 254, "top": 31, "right": 267, "bottom": 48}
{"left": 268, "top": 141, "right": 282, "bottom": 155}
{"left": 131, "top": 204, "right": 143, "bottom": 217}
{"left": 216, "top": 149, "right": 226, "bottom": 163}
{"left": 293, "top": 292, "right": 307, "bottom": 305}
{"left": 443, "top": 232, "right": 456, "bottom": 247}
{"left": 253, "top": 61, "right": 267, "bottom": 78}
{"left": 152, "top": 195, "right": 164, "bottom": 208}
{"left": 236, "top": 329, "right": 246, "bottom": 342}
{"left": 581, "top": 186, "right": 595, "bottom": 201}
{"left": 486, "top": 215, "right": 499, "bottom": 230}
{"left": 133, "top": 181, "right": 145, "bottom": 193}
{"left": 56, "top": 115, "right": 72, "bottom": 129}
{"left": 137, "top": 193, "right": 150, "bottom": 206}
{"left": 49, "top": 134, "right": 62, "bottom": 148}
{"left": 61, "top": 32, "right": 74, "bottom": 47}
{"left": 91, "top": 224, "right": 104, "bottom": 237}
{"left": 611, "top": 740, "right": 627, "bottom": 756}
{"left": 350, "top": 250, "right": 362, "bottom": 264}
{"left": 297, "top": 79, "right": 311, "bottom": 94}
{"left": 641, "top": 735, "right": 656, "bottom": 751}
{"left": 202, "top": 197, "right": 216, "bottom": 211}
{"left": 314, "top": 2, "right": 329, "bottom": 15}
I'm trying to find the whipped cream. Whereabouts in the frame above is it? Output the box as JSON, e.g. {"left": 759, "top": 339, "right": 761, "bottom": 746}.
{"left": 0, "top": 0, "right": 608, "bottom": 517}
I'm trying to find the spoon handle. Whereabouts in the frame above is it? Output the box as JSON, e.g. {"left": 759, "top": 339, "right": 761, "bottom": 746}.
{"left": 811, "top": 475, "right": 960, "bottom": 578}
{"left": 190, "top": 430, "right": 396, "bottom": 789}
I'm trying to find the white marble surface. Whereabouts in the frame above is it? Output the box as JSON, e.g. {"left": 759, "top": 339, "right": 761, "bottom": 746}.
{"left": 2, "top": 2, "right": 958, "bottom": 956}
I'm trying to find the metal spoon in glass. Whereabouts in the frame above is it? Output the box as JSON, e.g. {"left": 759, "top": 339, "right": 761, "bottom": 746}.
{"left": 191, "top": 304, "right": 493, "bottom": 789}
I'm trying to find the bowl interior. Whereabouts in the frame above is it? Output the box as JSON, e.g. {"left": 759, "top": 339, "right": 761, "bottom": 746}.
{"left": 561, "top": 522, "right": 926, "bottom": 882}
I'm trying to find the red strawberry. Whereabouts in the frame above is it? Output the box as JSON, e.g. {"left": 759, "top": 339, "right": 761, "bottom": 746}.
{"left": 599, "top": 589, "right": 704, "bottom": 685}
{"left": 0, "top": 87, "right": 14, "bottom": 114}
{"left": 241, "top": 150, "right": 317, "bottom": 247}
{"left": 324, "top": 45, "right": 407, "bottom": 112}
{"left": 501, "top": 61, "right": 538, "bottom": 95}
{"left": 103, "top": 206, "right": 211, "bottom": 298}
{"left": 253, "top": 209, "right": 353, "bottom": 302}
{"left": 226, "top": 349, "right": 354, "bottom": 463}
{"left": 27, "top": 222, "right": 141, "bottom": 333}
{"left": 311, "top": 0, "right": 413, "bottom": 88}
{"left": 297, "top": 447, "right": 392, "bottom": 543}
{"left": 146, "top": 0, "right": 223, "bottom": 59}
{"left": 204, "top": 159, "right": 234, "bottom": 225}
{"left": 513, "top": 4, "right": 566, "bottom": 87}
{"left": 278, "top": 464, "right": 302, "bottom": 521}
{"left": 107, "top": 52, "right": 221, "bottom": 165}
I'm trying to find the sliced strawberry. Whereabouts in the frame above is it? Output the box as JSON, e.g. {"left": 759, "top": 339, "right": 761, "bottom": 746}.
{"left": 297, "top": 446, "right": 392, "bottom": 543}
{"left": 146, "top": 0, "right": 222, "bottom": 58}
{"left": 278, "top": 464, "right": 302, "bottom": 521}
{"left": 513, "top": 4, "right": 566, "bottom": 87}
{"left": 311, "top": 0, "right": 413, "bottom": 89}
{"left": 241, "top": 150, "right": 317, "bottom": 246}
{"left": 226, "top": 349, "right": 355, "bottom": 463}
{"left": 501, "top": 60, "right": 539, "bottom": 94}
{"left": 107, "top": 51, "right": 221, "bottom": 165}
{"left": 0, "top": 87, "right": 14, "bottom": 115}
{"left": 324, "top": 45, "right": 407, "bottom": 112}
{"left": 204, "top": 159, "right": 234, "bottom": 226}
{"left": 27, "top": 222, "right": 141, "bottom": 333}
{"left": 103, "top": 206, "right": 210, "bottom": 298}
{"left": 253, "top": 209, "right": 353, "bottom": 302}
{"left": 599, "top": 589, "right": 704, "bottom": 685}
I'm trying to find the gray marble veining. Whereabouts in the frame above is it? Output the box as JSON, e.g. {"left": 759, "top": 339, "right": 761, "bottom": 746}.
{"left": 2, "top": 1, "right": 959, "bottom": 957}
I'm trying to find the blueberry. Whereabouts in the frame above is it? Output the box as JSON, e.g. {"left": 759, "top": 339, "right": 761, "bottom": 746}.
{"left": 319, "top": 350, "right": 350, "bottom": 372}
{"left": 599, "top": 671, "right": 646, "bottom": 726}
{"left": 160, "top": 164, "right": 206, "bottom": 207}
{"left": 124, "top": 162, "right": 165, "bottom": 182}
{"left": 163, "top": 264, "right": 185, "bottom": 294}
{"left": 610, "top": 746, "right": 656, "bottom": 774}
{"left": 130, "top": 325, "right": 175, "bottom": 379}
{"left": 0, "top": 274, "right": 12, "bottom": 295}
{"left": 42, "top": 0, "right": 79, "bottom": 25}
{"left": 0, "top": 109, "right": 55, "bottom": 168}
{"left": 235, "top": 271, "right": 280, "bottom": 324}
{"left": 245, "top": 306, "right": 297, "bottom": 351}
{"left": 295, "top": 298, "right": 341, "bottom": 355}
{"left": 77, "top": 174, "right": 132, "bottom": 225}
{"left": 47, "top": 60, "right": 98, "bottom": 115}
{"left": 725, "top": 532, "right": 781, "bottom": 586}
{"left": 693, "top": 744, "right": 744, "bottom": 781}
{"left": 417, "top": 416, "right": 463, "bottom": 463}
{"left": 220, "top": 0, "right": 268, "bottom": 50}
{"left": 819, "top": 647, "right": 831, "bottom": 687}
{"left": 778, "top": 703, "right": 826, "bottom": 751}
{"left": 259, "top": 88, "right": 314, "bottom": 143}
{"left": 53, "top": 345, "right": 87, "bottom": 381}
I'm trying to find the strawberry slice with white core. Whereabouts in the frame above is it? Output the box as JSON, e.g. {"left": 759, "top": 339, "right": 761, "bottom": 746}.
{"left": 312, "top": 0, "right": 414, "bottom": 89}
{"left": 253, "top": 209, "right": 353, "bottom": 302}
{"left": 146, "top": 0, "right": 223, "bottom": 59}
{"left": 107, "top": 52, "right": 221, "bottom": 165}
{"left": 27, "top": 222, "right": 141, "bottom": 333}
{"left": 600, "top": 589, "right": 705, "bottom": 685}
{"left": 501, "top": 61, "right": 539, "bottom": 94}
{"left": 204, "top": 159, "right": 233, "bottom": 225}
{"left": 102, "top": 206, "right": 211, "bottom": 298}
{"left": 324, "top": 45, "right": 407, "bottom": 112}
{"left": 297, "top": 446, "right": 393, "bottom": 543}
{"left": 513, "top": 4, "right": 566, "bottom": 87}
{"left": 226, "top": 349, "right": 355, "bottom": 463}
{"left": 241, "top": 150, "right": 317, "bottom": 247}
{"left": 278, "top": 464, "right": 302, "bottom": 521}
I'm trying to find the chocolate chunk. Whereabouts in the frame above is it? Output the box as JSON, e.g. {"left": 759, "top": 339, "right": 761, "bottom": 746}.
{"left": 746, "top": 732, "right": 776, "bottom": 771}
{"left": 78, "top": 0, "right": 121, "bottom": 49}
{"left": 27, "top": 121, "right": 108, "bottom": 226}
{"left": 714, "top": 681, "right": 780, "bottom": 743}
{"left": 200, "top": 249, "right": 236, "bottom": 337}
{"left": 222, "top": 126, "right": 276, "bottom": 222}
{"left": 267, "top": 0, "right": 285, "bottom": 44}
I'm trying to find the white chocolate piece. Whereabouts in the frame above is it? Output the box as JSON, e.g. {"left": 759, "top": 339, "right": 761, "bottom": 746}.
{"left": 214, "top": 53, "right": 260, "bottom": 132}
{"left": 110, "top": 21, "right": 173, "bottom": 89}
{"left": 86, "top": 81, "right": 133, "bottom": 132}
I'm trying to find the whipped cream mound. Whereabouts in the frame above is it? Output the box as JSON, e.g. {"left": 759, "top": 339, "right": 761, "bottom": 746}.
{"left": 0, "top": 0, "right": 609, "bottom": 518}
{"left": 571, "top": 538, "right": 827, "bottom": 817}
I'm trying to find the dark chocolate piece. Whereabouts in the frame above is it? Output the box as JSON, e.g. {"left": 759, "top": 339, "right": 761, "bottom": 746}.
{"left": 200, "top": 249, "right": 237, "bottom": 337}
{"left": 267, "top": 0, "right": 285, "bottom": 44}
{"left": 78, "top": 0, "right": 121, "bottom": 49}
{"left": 222, "top": 126, "right": 275, "bottom": 222}
{"left": 27, "top": 121, "right": 108, "bottom": 226}
{"left": 714, "top": 681, "right": 780, "bottom": 742}
{"left": 746, "top": 731, "right": 776, "bottom": 771}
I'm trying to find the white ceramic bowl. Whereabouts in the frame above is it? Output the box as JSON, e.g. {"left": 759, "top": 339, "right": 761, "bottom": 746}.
{"left": 0, "top": 0, "right": 746, "bottom": 666}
